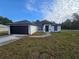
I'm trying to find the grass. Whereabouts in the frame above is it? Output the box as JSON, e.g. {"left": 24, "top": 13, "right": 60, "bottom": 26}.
{"left": 0, "top": 31, "right": 8, "bottom": 36}
{"left": 0, "top": 31, "right": 79, "bottom": 59}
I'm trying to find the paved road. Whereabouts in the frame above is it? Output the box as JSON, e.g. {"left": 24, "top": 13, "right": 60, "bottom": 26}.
{"left": 0, "top": 35, "right": 26, "bottom": 46}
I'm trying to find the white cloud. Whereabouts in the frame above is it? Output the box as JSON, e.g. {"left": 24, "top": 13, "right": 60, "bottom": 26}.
{"left": 25, "top": 0, "right": 79, "bottom": 23}
{"left": 25, "top": 0, "right": 38, "bottom": 11}
{"left": 41, "top": 0, "right": 79, "bottom": 23}
{"left": 26, "top": 3, "right": 33, "bottom": 11}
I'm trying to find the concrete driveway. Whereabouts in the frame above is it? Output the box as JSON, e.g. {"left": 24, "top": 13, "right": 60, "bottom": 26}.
{"left": 0, "top": 35, "right": 27, "bottom": 46}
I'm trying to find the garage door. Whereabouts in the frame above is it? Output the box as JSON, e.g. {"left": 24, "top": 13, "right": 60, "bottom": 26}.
{"left": 10, "top": 26, "right": 28, "bottom": 34}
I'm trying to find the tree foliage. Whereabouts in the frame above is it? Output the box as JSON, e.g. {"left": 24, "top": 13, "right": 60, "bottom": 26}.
{"left": 62, "top": 19, "right": 72, "bottom": 29}
{"left": 0, "top": 16, "right": 12, "bottom": 25}
{"left": 62, "top": 13, "right": 79, "bottom": 29}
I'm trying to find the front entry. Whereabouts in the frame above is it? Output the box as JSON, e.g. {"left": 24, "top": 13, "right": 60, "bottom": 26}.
{"left": 45, "top": 25, "right": 49, "bottom": 32}
{"left": 54, "top": 26, "right": 57, "bottom": 32}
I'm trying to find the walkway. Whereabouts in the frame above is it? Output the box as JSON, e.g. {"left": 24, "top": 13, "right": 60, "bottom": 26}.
{"left": 29, "top": 32, "right": 51, "bottom": 38}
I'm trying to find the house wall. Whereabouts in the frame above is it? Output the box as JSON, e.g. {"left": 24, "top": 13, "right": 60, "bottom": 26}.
{"left": 54, "top": 26, "right": 61, "bottom": 32}
{"left": 42, "top": 24, "right": 61, "bottom": 32}
{"left": 37, "top": 26, "right": 43, "bottom": 32}
{"left": 49, "top": 25, "right": 52, "bottom": 32}
{"left": 28, "top": 25, "right": 61, "bottom": 33}
{"left": 29, "top": 25, "right": 37, "bottom": 35}
{"left": 51, "top": 26, "right": 54, "bottom": 32}
{"left": 57, "top": 26, "right": 61, "bottom": 32}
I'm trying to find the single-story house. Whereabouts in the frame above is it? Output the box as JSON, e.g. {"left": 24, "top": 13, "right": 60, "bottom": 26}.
{"left": 9, "top": 20, "right": 61, "bottom": 35}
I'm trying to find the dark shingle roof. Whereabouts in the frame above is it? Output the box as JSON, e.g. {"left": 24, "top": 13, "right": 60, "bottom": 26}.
{"left": 10, "top": 20, "right": 35, "bottom": 26}
{"left": 33, "top": 20, "right": 60, "bottom": 26}
{"left": 10, "top": 20, "right": 61, "bottom": 26}
{"left": 41, "top": 20, "right": 53, "bottom": 24}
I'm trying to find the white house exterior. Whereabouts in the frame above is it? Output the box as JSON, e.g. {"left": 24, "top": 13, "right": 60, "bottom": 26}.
{"left": 34, "top": 20, "right": 61, "bottom": 33}
{"left": 9, "top": 20, "right": 61, "bottom": 35}
{"left": 43, "top": 24, "right": 61, "bottom": 32}
{"left": 28, "top": 25, "right": 37, "bottom": 35}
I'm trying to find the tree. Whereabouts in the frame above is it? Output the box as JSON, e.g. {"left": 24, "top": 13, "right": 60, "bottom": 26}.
{"left": 72, "top": 13, "right": 79, "bottom": 29}
{"left": 0, "top": 16, "right": 12, "bottom": 25}
{"left": 62, "top": 13, "right": 79, "bottom": 30}
{"left": 72, "top": 13, "right": 79, "bottom": 20}
{"left": 62, "top": 19, "right": 72, "bottom": 29}
{"left": 0, "top": 16, "right": 4, "bottom": 24}
{"left": 36, "top": 20, "right": 40, "bottom": 22}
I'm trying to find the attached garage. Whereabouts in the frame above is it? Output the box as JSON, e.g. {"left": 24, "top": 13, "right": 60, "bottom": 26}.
{"left": 10, "top": 26, "right": 28, "bottom": 34}
{"left": 9, "top": 20, "right": 37, "bottom": 35}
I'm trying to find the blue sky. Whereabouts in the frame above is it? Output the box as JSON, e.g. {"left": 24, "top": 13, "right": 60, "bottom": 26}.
{"left": 0, "top": 0, "right": 79, "bottom": 23}
{"left": 0, "top": 0, "right": 55, "bottom": 22}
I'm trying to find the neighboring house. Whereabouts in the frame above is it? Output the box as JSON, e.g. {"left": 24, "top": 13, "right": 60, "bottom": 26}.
{"left": 9, "top": 20, "right": 61, "bottom": 35}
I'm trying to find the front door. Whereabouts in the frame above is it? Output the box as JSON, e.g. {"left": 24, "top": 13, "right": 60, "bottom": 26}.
{"left": 45, "top": 25, "right": 49, "bottom": 32}
{"left": 54, "top": 26, "right": 57, "bottom": 31}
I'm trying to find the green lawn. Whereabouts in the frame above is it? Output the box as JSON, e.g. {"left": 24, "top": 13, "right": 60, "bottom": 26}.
{"left": 0, "top": 31, "right": 79, "bottom": 59}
